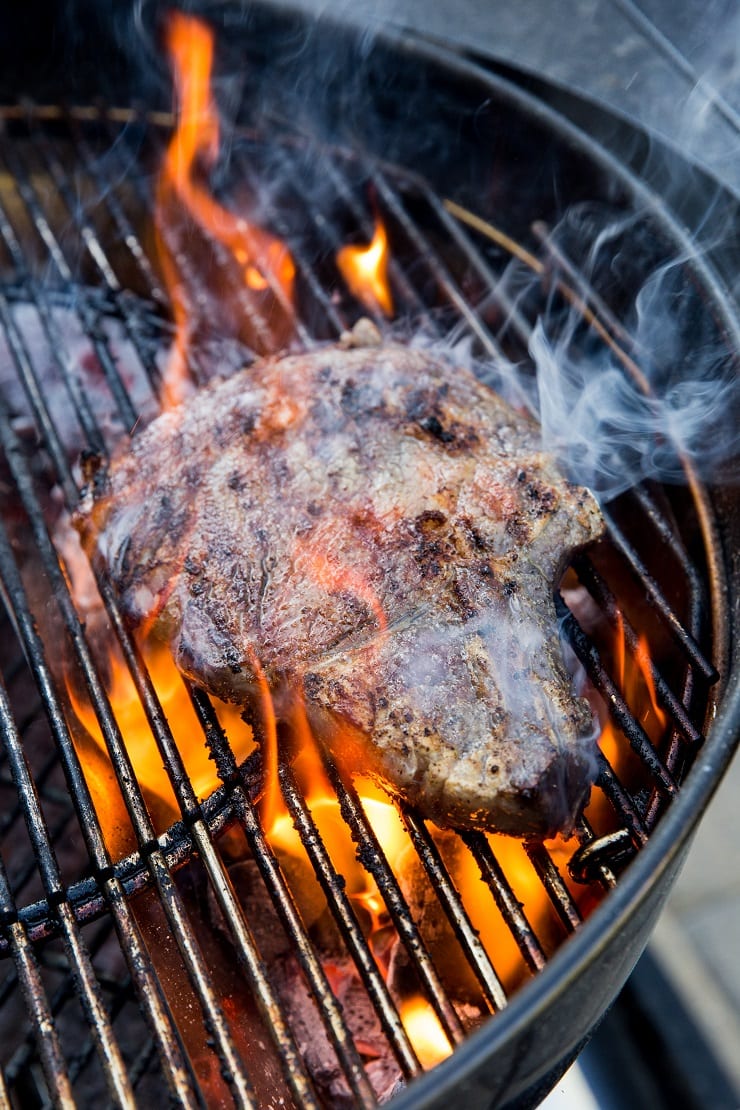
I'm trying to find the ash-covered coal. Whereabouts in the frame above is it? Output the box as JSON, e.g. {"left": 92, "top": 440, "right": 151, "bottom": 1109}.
{"left": 206, "top": 855, "right": 405, "bottom": 1105}
{"left": 206, "top": 846, "right": 483, "bottom": 1106}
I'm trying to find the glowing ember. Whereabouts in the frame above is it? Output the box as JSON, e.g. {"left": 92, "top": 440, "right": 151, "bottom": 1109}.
{"left": 337, "top": 214, "right": 394, "bottom": 317}
{"left": 400, "top": 997, "right": 453, "bottom": 1069}
{"left": 156, "top": 12, "right": 295, "bottom": 407}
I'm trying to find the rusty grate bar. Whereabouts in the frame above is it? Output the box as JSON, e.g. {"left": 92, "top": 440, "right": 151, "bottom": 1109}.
{"left": 0, "top": 642, "right": 135, "bottom": 1107}
{"left": 186, "top": 685, "right": 378, "bottom": 1108}
{"left": 398, "top": 804, "right": 507, "bottom": 1013}
{"left": 0, "top": 852, "right": 76, "bottom": 1108}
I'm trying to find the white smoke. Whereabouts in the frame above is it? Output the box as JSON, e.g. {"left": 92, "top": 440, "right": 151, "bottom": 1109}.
{"left": 522, "top": 219, "right": 740, "bottom": 499}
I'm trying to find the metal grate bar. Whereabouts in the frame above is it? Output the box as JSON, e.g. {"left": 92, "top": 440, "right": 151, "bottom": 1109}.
{"left": 68, "top": 974, "right": 133, "bottom": 1088}
{"left": 5, "top": 809, "right": 75, "bottom": 910}
{"left": 191, "top": 824, "right": 321, "bottom": 1110}
{"left": 524, "top": 843, "right": 582, "bottom": 934}
{"left": 372, "top": 169, "right": 507, "bottom": 362}
{"left": 322, "top": 761, "right": 466, "bottom": 1047}
{"left": 592, "top": 755, "right": 649, "bottom": 847}
{"left": 28, "top": 120, "right": 169, "bottom": 397}
{"left": 231, "top": 146, "right": 349, "bottom": 339}
{"left": 556, "top": 594, "right": 678, "bottom": 797}
{"left": 631, "top": 484, "right": 708, "bottom": 644}
{"left": 95, "top": 109, "right": 211, "bottom": 387}
{"left": 0, "top": 667, "right": 135, "bottom": 1108}
{"left": 3, "top": 920, "right": 125, "bottom": 1087}
{"left": 532, "top": 219, "right": 641, "bottom": 356}
{"left": 0, "top": 191, "right": 106, "bottom": 454}
{"left": 0, "top": 140, "right": 139, "bottom": 431}
{"left": 573, "top": 553, "right": 703, "bottom": 746}
{"left": 460, "top": 833, "right": 547, "bottom": 974}
{"left": 398, "top": 804, "right": 508, "bottom": 1012}
{"left": 320, "top": 157, "right": 431, "bottom": 322}
{"left": 0, "top": 854, "right": 76, "bottom": 1109}
{"left": 142, "top": 122, "right": 312, "bottom": 354}
{"left": 0, "top": 402, "right": 252, "bottom": 1106}
{"left": 0, "top": 526, "right": 202, "bottom": 1104}
{"left": 62, "top": 110, "right": 168, "bottom": 308}
{"left": 187, "top": 685, "right": 378, "bottom": 1109}
{"left": 279, "top": 761, "right": 423, "bottom": 1079}
{"left": 421, "top": 183, "right": 535, "bottom": 352}
{"left": 0, "top": 290, "right": 80, "bottom": 504}
{"left": 601, "top": 501, "right": 717, "bottom": 682}
{"left": 92, "top": 594, "right": 321, "bottom": 1104}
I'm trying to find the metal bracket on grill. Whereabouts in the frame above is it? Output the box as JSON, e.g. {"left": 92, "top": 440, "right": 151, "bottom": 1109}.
{"left": 568, "top": 829, "right": 636, "bottom": 885}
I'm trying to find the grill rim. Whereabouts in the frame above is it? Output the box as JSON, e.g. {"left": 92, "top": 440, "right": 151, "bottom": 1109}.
{"left": 0, "top": 7, "right": 738, "bottom": 1105}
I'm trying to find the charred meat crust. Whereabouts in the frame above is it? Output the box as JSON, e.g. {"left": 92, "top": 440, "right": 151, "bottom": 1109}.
{"left": 74, "top": 339, "right": 605, "bottom": 836}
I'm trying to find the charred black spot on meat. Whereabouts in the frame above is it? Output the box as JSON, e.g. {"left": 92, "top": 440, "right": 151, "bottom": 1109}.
{"left": 415, "top": 509, "right": 448, "bottom": 533}
{"left": 80, "top": 449, "right": 108, "bottom": 496}
{"left": 241, "top": 411, "right": 258, "bottom": 436}
{"left": 419, "top": 414, "right": 455, "bottom": 443}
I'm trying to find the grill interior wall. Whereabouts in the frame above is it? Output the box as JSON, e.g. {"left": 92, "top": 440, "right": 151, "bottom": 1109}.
{"left": 0, "top": 99, "right": 719, "bottom": 1110}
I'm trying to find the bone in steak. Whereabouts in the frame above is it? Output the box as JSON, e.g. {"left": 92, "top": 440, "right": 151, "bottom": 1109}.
{"left": 74, "top": 330, "right": 604, "bottom": 835}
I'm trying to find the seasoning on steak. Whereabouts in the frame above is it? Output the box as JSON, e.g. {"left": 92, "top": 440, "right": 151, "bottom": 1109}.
{"left": 74, "top": 328, "right": 604, "bottom": 836}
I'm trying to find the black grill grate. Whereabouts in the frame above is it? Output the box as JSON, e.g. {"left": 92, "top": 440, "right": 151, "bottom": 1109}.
{"left": 0, "top": 102, "right": 719, "bottom": 1107}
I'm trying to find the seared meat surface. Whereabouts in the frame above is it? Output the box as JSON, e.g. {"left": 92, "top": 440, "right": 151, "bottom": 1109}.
{"left": 75, "top": 335, "right": 604, "bottom": 835}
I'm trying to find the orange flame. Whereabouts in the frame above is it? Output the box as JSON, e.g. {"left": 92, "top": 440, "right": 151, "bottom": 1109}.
{"left": 66, "top": 639, "right": 255, "bottom": 857}
{"left": 156, "top": 13, "right": 295, "bottom": 407}
{"left": 337, "top": 214, "right": 394, "bottom": 317}
{"left": 399, "top": 997, "right": 453, "bottom": 1070}
{"left": 583, "top": 611, "right": 667, "bottom": 834}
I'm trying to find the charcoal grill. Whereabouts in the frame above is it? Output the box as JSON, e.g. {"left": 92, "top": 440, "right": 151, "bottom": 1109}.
{"left": 0, "top": 3, "right": 738, "bottom": 1108}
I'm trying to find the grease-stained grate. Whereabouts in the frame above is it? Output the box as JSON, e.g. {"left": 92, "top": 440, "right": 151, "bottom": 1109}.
{"left": 0, "top": 101, "right": 718, "bottom": 1108}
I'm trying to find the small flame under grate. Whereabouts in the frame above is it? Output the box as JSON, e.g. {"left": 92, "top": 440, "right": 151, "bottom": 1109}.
{"left": 0, "top": 72, "right": 722, "bottom": 1110}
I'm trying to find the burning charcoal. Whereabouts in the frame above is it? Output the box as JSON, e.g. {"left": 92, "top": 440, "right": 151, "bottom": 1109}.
{"left": 271, "top": 952, "right": 403, "bottom": 1106}
{"left": 207, "top": 859, "right": 293, "bottom": 962}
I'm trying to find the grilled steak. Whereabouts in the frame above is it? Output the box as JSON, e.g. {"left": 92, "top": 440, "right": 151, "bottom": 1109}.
{"left": 75, "top": 332, "right": 604, "bottom": 835}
